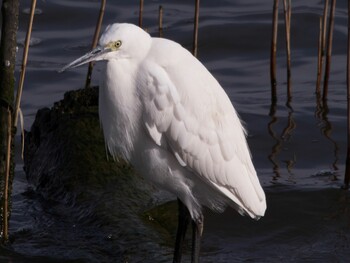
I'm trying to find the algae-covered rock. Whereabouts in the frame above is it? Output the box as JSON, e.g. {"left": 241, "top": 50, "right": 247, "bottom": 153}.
{"left": 24, "top": 87, "right": 138, "bottom": 206}
{"left": 23, "top": 87, "right": 178, "bottom": 262}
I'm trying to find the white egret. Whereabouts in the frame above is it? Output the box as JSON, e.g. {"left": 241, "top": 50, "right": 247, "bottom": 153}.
{"left": 60, "top": 23, "right": 266, "bottom": 263}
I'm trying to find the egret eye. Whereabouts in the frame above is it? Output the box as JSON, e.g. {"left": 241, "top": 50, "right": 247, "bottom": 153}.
{"left": 113, "top": 40, "right": 122, "bottom": 49}
{"left": 107, "top": 40, "right": 122, "bottom": 51}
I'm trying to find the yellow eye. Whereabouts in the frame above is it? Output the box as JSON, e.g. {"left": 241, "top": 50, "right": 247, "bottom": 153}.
{"left": 113, "top": 40, "right": 122, "bottom": 49}
{"left": 107, "top": 40, "right": 122, "bottom": 51}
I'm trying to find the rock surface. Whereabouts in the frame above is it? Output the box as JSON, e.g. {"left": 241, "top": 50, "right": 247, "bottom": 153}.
{"left": 23, "top": 87, "right": 177, "bottom": 262}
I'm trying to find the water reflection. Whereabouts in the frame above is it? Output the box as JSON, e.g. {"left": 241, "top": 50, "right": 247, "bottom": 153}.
{"left": 281, "top": 101, "right": 296, "bottom": 178}
{"left": 268, "top": 99, "right": 296, "bottom": 181}
{"left": 268, "top": 101, "right": 282, "bottom": 180}
{"left": 268, "top": 94, "right": 340, "bottom": 181}
{"left": 315, "top": 96, "right": 339, "bottom": 173}
{"left": 280, "top": 101, "right": 296, "bottom": 141}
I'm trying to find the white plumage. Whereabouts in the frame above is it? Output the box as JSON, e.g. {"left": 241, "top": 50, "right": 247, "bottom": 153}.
{"left": 60, "top": 23, "right": 266, "bottom": 261}
{"left": 97, "top": 23, "right": 266, "bottom": 220}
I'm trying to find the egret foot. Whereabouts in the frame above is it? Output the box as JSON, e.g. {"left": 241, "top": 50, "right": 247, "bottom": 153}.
{"left": 173, "top": 199, "right": 203, "bottom": 263}
{"left": 191, "top": 216, "right": 203, "bottom": 263}
{"left": 173, "top": 199, "right": 190, "bottom": 263}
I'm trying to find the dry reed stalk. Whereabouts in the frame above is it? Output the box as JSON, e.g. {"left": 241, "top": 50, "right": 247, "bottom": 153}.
{"left": 13, "top": 0, "right": 36, "bottom": 127}
{"left": 316, "top": 16, "right": 323, "bottom": 93}
{"left": 344, "top": 0, "right": 350, "bottom": 188}
{"left": 283, "top": 0, "right": 292, "bottom": 99}
{"left": 193, "top": 0, "right": 200, "bottom": 57}
{"left": 270, "top": 0, "right": 279, "bottom": 102}
{"left": 158, "top": 5, "right": 163, "bottom": 38}
{"left": 288, "top": 0, "right": 291, "bottom": 25}
{"left": 322, "top": 0, "right": 330, "bottom": 54}
{"left": 316, "top": 0, "right": 330, "bottom": 93}
{"left": 139, "top": 0, "right": 144, "bottom": 28}
{"left": 85, "top": 0, "right": 106, "bottom": 88}
{"left": 3, "top": 107, "right": 12, "bottom": 241}
{"left": 323, "top": 0, "right": 336, "bottom": 101}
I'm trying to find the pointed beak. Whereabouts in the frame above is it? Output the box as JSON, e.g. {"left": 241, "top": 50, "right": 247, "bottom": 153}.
{"left": 59, "top": 46, "right": 109, "bottom": 73}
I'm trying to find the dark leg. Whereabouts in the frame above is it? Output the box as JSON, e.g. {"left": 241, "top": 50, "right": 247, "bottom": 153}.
{"left": 191, "top": 217, "right": 204, "bottom": 263}
{"left": 173, "top": 198, "right": 191, "bottom": 263}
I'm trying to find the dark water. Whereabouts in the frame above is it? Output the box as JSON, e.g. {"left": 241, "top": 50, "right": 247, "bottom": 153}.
{"left": 4, "top": 0, "right": 350, "bottom": 261}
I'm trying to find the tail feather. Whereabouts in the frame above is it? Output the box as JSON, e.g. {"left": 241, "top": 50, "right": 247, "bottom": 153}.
{"left": 212, "top": 182, "right": 266, "bottom": 219}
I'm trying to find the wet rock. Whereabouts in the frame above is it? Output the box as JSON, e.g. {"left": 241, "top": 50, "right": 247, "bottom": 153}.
{"left": 24, "top": 86, "right": 135, "bottom": 206}
{"left": 23, "top": 87, "right": 177, "bottom": 261}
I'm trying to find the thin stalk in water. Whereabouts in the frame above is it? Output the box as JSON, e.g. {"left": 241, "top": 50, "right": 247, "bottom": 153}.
{"left": 3, "top": 107, "right": 12, "bottom": 242}
{"left": 85, "top": 0, "right": 106, "bottom": 88}
{"left": 159, "top": 5, "right": 163, "bottom": 38}
{"left": 270, "top": 0, "right": 279, "bottom": 102}
{"left": 283, "top": 0, "right": 292, "bottom": 99}
{"left": 139, "top": 0, "right": 144, "bottom": 28}
{"left": 193, "top": 0, "right": 200, "bottom": 57}
{"left": 316, "top": 16, "right": 323, "bottom": 93}
{"left": 344, "top": 0, "right": 350, "bottom": 188}
{"left": 323, "top": 0, "right": 336, "bottom": 101}
{"left": 13, "top": 0, "right": 36, "bottom": 127}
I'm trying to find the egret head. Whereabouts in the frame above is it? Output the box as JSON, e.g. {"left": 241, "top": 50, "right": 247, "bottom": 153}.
{"left": 59, "top": 23, "right": 151, "bottom": 72}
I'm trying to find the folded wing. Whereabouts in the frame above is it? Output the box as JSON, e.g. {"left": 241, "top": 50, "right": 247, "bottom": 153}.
{"left": 140, "top": 42, "right": 266, "bottom": 218}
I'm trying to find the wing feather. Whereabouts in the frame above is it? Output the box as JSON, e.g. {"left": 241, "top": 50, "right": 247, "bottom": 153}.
{"left": 140, "top": 41, "right": 266, "bottom": 217}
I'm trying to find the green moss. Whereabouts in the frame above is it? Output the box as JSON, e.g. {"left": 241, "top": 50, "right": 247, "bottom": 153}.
{"left": 24, "top": 87, "right": 177, "bottom": 241}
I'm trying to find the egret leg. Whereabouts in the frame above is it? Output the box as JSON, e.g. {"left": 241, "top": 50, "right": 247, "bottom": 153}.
{"left": 173, "top": 198, "right": 191, "bottom": 263}
{"left": 191, "top": 217, "right": 203, "bottom": 263}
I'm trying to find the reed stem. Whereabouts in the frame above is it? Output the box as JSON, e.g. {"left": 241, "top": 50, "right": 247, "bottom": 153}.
{"left": 316, "top": 16, "right": 323, "bottom": 93}
{"left": 0, "top": 0, "right": 19, "bottom": 243}
{"left": 316, "top": 0, "right": 330, "bottom": 93}
{"left": 323, "top": 0, "right": 336, "bottom": 101}
{"left": 13, "top": 0, "right": 36, "bottom": 127}
{"left": 344, "top": 0, "right": 350, "bottom": 188}
{"left": 322, "top": 0, "right": 330, "bottom": 55}
{"left": 139, "top": 0, "right": 144, "bottom": 28}
{"left": 193, "top": 0, "right": 200, "bottom": 57}
{"left": 3, "top": 107, "right": 12, "bottom": 242}
{"left": 288, "top": 0, "right": 291, "bottom": 25}
{"left": 158, "top": 5, "right": 163, "bottom": 38}
{"left": 270, "top": 0, "right": 279, "bottom": 102}
{"left": 283, "top": 0, "right": 292, "bottom": 99}
{"left": 85, "top": 0, "right": 106, "bottom": 89}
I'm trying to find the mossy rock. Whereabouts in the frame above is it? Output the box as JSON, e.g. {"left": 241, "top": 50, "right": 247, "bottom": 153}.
{"left": 24, "top": 87, "right": 138, "bottom": 205}
{"left": 23, "top": 87, "right": 179, "bottom": 260}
